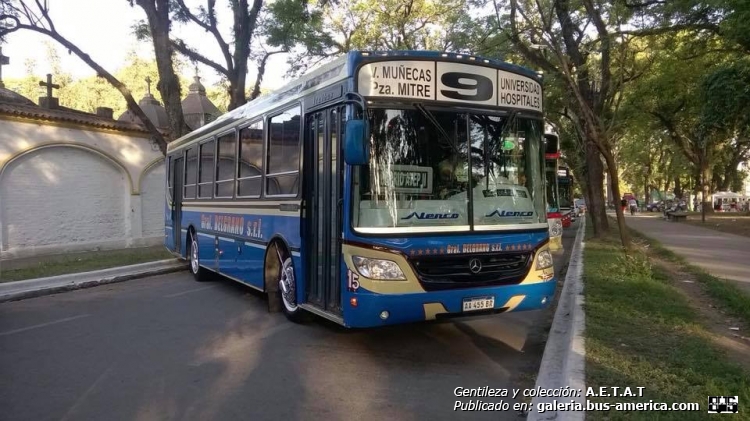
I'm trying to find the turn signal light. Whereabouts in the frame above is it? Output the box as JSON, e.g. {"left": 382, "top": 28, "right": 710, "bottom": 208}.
{"left": 350, "top": 297, "right": 358, "bottom": 307}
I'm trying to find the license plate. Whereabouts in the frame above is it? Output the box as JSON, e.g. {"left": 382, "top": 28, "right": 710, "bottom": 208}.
{"left": 462, "top": 296, "right": 495, "bottom": 312}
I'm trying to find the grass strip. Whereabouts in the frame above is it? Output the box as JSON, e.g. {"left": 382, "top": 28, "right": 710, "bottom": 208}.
{"left": 584, "top": 218, "right": 750, "bottom": 420}
{"left": 0, "top": 246, "right": 173, "bottom": 283}
{"left": 626, "top": 224, "right": 750, "bottom": 328}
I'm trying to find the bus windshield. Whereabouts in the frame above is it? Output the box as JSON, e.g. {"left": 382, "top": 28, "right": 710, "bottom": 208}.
{"left": 352, "top": 108, "right": 546, "bottom": 233}
{"left": 558, "top": 177, "right": 573, "bottom": 209}
{"left": 546, "top": 161, "right": 560, "bottom": 212}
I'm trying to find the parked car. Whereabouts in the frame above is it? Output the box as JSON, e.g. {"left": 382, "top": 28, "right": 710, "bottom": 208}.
{"left": 574, "top": 199, "right": 586, "bottom": 215}
{"left": 646, "top": 202, "right": 662, "bottom": 212}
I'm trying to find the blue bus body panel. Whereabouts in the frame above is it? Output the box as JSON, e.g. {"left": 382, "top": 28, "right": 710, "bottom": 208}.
{"left": 179, "top": 208, "right": 302, "bottom": 292}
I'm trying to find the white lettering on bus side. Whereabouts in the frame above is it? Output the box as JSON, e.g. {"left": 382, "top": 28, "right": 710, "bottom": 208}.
{"left": 208, "top": 215, "right": 245, "bottom": 235}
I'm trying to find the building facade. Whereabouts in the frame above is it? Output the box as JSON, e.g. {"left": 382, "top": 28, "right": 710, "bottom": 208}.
{"left": 0, "top": 74, "right": 221, "bottom": 261}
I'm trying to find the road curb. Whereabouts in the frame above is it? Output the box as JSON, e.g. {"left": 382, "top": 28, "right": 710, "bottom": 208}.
{"left": 528, "top": 221, "right": 586, "bottom": 420}
{"left": 0, "top": 259, "right": 187, "bottom": 303}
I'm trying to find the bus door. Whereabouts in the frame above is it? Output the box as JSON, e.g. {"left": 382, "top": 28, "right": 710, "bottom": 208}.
{"left": 172, "top": 156, "right": 184, "bottom": 253}
{"left": 304, "top": 107, "right": 345, "bottom": 314}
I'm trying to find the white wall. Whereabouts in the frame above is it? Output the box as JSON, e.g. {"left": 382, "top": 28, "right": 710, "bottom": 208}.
{"left": 1, "top": 146, "right": 127, "bottom": 249}
{"left": 0, "top": 118, "right": 166, "bottom": 260}
{"left": 140, "top": 163, "right": 166, "bottom": 238}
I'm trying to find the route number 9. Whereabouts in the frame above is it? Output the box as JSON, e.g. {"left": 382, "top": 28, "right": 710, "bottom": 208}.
{"left": 440, "top": 72, "right": 494, "bottom": 101}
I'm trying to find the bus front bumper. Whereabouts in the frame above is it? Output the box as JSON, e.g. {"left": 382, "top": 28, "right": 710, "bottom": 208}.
{"left": 341, "top": 280, "right": 557, "bottom": 328}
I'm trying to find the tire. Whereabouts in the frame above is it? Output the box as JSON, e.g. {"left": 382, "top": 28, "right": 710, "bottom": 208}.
{"left": 188, "top": 232, "right": 209, "bottom": 282}
{"left": 276, "top": 252, "right": 308, "bottom": 323}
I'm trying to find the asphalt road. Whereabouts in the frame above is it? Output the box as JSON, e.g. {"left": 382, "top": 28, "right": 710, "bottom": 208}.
{"left": 0, "top": 225, "right": 577, "bottom": 421}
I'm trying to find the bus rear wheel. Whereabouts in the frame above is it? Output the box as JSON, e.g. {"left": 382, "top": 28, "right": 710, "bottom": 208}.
{"left": 188, "top": 232, "right": 208, "bottom": 282}
{"left": 276, "top": 253, "right": 307, "bottom": 323}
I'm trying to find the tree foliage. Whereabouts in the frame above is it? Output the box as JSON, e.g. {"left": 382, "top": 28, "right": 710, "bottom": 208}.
{"left": 283, "top": 0, "right": 477, "bottom": 75}
{"left": 132, "top": 0, "right": 321, "bottom": 110}
{"left": 618, "top": 22, "right": 748, "bottom": 211}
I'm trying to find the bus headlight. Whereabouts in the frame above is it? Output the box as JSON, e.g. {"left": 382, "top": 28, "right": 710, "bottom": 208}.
{"left": 352, "top": 256, "right": 406, "bottom": 280}
{"left": 535, "top": 250, "right": 554, "bottom": 270}
{"left": 548, "top": 218, "right": 563, "bottom": 237}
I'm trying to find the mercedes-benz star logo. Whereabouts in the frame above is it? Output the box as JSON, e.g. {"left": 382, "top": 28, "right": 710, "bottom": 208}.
{"left": 469, "top": 258, "right": 482, "bottom": 274}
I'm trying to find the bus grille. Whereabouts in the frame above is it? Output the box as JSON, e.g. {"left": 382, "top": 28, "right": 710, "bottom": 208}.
{"left": 411, "top": 252, "right": 532, "bottom": 291}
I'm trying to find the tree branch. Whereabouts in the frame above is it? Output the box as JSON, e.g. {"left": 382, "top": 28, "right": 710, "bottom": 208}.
{"left": 171, "top": 38, "right": 228, "bottom": 76}
{"left": 616, "top": 23, "right": 720, "bottom": 37}
{"left": 622, "top": 0, "right": 666, "bottom": 8}
{"left": 500, "top": 0, "right": 557, "bottom": 74}
{"left": 33, "top": 0, "right": 53, "bottom": 31}
{"left": 581, "top": 0, "right": 611, "bottom": 111}
{"left": 249, "top": 49, "right": 286, "bottom": 100}
{"left": 174, "top": 0, "right": 234, "bottom": 73}
{"left": 650, "top": 110, "right": 699, "bottom": 165}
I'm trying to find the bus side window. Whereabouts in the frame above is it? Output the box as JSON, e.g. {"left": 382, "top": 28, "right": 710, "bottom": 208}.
{"left": 198, "top": 139, "right": 215, "bottom": 198}
{"left": 215, "top": 132, "right": 236, "bottom": 198}
{"left": 238, "top": 121, "right": 263, "bottom": 197}
{"left": 167, "top": 156, "right": 173, "bottom": 200}
{"left": 185, "top": 147, "right": 198, "bottom": 199}
{"left": 266, "top": 106, "right": 301, "bottom": 196}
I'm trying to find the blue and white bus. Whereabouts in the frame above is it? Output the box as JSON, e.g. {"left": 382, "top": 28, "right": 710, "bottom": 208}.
{"left": 164, "top": 51, "right": 557, "bottom": 328}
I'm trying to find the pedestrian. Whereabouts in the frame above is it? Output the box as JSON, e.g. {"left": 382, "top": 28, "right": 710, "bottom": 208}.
{"left": 620, "top": 198, "right": 627, "bottom": 213}
{"left": 628, "top": 197, "right": 637, "bottom": 215}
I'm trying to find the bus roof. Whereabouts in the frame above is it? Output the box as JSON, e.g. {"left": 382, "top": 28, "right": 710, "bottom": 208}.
{"left": 167, "top": 54, "right": 349, "bottom": 153}
{"left": 167, "top": 50, "right": 541, "bottom": 154}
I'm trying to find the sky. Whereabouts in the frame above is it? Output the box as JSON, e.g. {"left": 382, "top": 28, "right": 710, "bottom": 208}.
{"left": 1, "top": 0, "right": 290, "bottom": 91}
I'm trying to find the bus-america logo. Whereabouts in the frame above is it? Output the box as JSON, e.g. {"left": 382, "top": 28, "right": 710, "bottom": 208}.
{"left": 401, "top": 212, "right": 460, "bottom": 220}
{"left": 486, "top": 210, "right": 534, "bottom": 217}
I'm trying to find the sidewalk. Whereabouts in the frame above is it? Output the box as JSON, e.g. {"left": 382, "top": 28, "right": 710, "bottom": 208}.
{"left": 0, "top": 259, "right": 186, "bottom": 303}
{"left": 623, "top": 214, "right": 750, "bottom": 293}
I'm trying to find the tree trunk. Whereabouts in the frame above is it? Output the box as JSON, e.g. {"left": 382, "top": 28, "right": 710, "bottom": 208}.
{"left": 674, "top": 176, "right": 682, "bottom": 199}
{"left": 700, "top": 158, "right": 713, "bottom": 217}
{"left": 139, "top": 0, "right": 189, "bottom": 139}
{"left": 584, "top": 139, "right": 609, "bottom": 236}
{"left": 602, "top": 147, "right": 631, "bottom": 249}
{"left": 644, "top": 164, "right": 652, "bottom": 205}
{"left": 228, "top": 66, "right": 248, "bottom": 110}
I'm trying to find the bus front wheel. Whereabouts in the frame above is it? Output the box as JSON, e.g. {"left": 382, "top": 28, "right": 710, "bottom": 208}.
{"left": 276, "top": 253, "right": 307, "bottom": 323}
{"left": 188, "top": 232, "right": 208, "bottom": 282}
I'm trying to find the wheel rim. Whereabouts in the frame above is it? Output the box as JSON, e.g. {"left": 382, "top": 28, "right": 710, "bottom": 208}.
{"left": 279, "top": 257, "right": 297, "bottom": 312}
{"left": 190, "top": 237, "right": 199, "bottom": 274}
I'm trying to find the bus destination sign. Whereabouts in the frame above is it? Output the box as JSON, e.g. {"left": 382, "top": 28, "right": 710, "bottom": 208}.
{"left": 357, "top": 60, "right": 542, "bottom": 112}
{"left": 377, "top": 165, "right": 433, "bottom": 194}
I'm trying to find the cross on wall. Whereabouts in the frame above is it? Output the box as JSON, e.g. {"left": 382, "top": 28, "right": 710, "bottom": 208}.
{"left": 0, "top": 47, "right": 9, "bottom": 88}
{"left": 39, "top": 73, "right": 60, "bottom": 99}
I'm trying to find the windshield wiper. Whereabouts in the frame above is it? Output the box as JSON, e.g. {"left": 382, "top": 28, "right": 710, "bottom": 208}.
{"left": 413, "top": 103, "right": 461, "bottom": 155}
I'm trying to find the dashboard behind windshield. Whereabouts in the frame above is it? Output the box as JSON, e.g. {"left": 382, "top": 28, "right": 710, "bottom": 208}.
{"left": 352, "top": 108, "right": 547, "bottom": 233}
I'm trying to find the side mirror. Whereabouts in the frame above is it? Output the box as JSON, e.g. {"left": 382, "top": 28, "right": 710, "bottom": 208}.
{"left": 344, "top": 119, "right": 369, "bottom": 166}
